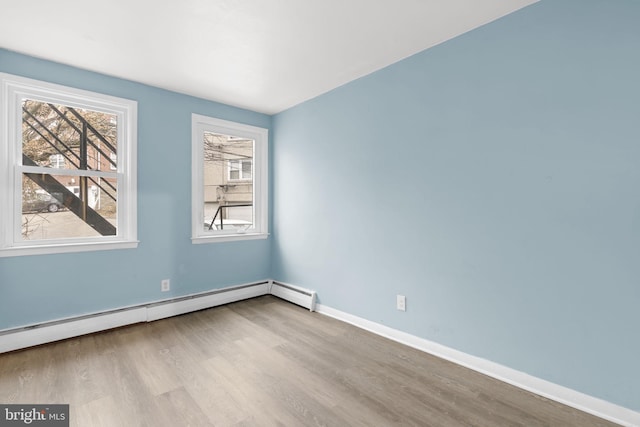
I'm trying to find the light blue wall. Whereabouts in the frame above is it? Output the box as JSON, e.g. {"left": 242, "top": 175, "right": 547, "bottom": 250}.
{"left": 272, "top": 0, "right": 640, "bottom": 411}
{"left": 0, "top": 49, "right": 272, "bottom": 330}
{"left": 2, "top": 0, "right": 639, "bottom": 413}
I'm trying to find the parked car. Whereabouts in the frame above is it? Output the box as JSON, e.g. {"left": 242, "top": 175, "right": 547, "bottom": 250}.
{"left": 22, "top": 193, "right": 64, "bottom": 213}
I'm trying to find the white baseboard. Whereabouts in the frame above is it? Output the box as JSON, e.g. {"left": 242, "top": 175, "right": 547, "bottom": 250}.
{"left": 315, "top": 303, "right": 640, "bottom": 427}
{"left": 146, "top": 282, "right": 271, "bottom": 321}
{"left": 0, "top": 307, "right": 147, "bottom": 355}
{"left": 0, "top": 280, "right": 316, "bottom": 354}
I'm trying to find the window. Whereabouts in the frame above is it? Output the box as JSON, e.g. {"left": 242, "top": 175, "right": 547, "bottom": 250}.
{"left": 228, "top": 159, "right": 252, "bottom": 181}
{"left": 0, "top": 73, "right": 138, "bottom": 257}
{"left": 49, "top": 153, "right": 64, "bottom": 168}
{"left": 109, "top": 152, "right": 117, "bottom": 170}
{"left": 191, "top": 114, "right": 268, "bottom": 243}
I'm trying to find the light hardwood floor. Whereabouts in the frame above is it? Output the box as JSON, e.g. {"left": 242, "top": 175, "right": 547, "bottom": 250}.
{"left": 0, "top": 296, "right": 619, "bottom": 426}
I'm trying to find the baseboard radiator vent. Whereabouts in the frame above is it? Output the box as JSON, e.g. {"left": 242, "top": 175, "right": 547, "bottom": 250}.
{"left": 0, "top": 280, "right": 316, "bottom": 354}
{"left": 146, "top": 281, "right": 271, "bottom": 322}
{"left": 270, "top": 281, "right": 317, "bottom": 311}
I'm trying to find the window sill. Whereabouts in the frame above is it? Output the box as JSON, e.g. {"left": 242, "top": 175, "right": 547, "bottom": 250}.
{"left": 191, "top": 232, "right": 269, "bottom": 244}
{"left": 0, "top": 240, "right": 139, "bottom": 258}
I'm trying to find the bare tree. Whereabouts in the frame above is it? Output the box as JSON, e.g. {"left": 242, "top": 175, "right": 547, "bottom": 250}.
{"left": 22, "top": 99, "right": 117, "bottom": 169}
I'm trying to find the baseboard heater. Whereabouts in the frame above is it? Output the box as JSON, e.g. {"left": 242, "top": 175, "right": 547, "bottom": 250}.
{"left": 0, "top": 279, "right": 316, "bottom": 354}
{"left": 270, "top": 281, "right": 317, "bottom": 311}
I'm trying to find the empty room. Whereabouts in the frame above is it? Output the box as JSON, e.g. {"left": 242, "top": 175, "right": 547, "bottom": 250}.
{"left": 1, "top": 0, "right": 639, "bottom": 426}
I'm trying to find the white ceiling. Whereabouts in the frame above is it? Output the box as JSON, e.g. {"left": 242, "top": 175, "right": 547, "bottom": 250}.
{"left": 0, "top": 0, "right": 537, "bottom": 114}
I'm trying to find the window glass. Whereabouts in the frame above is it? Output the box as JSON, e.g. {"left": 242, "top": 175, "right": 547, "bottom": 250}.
{"left": 205, "top": 132, "right": 254, "bottom": 230}
{"left": 21, "top": 99, "right": 118, "bottom": 239}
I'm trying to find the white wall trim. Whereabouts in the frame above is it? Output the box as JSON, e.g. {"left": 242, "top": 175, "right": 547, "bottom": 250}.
{"left": 0, "top": 307, "right": 147, "bottom": 354}
{"left": 146, "top": 282, "right": 270, "bottom": 321}
{"left": 315, "top": 303, "right": 640, "bottom": 427}
{"left": 0, "top": 280, "right": 316, "bottom": 354}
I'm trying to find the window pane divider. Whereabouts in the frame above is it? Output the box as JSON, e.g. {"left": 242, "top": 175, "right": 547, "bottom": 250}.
{"left": 18, "top": 165, "right": 118, "bottom": 179}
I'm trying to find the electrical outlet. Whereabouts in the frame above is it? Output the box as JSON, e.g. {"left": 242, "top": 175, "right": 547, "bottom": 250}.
{"left": 161, "top": 279, "right": 170, "bottom": 292}
{"left": 396, "top": 294, "right": 406, "bottom": 311}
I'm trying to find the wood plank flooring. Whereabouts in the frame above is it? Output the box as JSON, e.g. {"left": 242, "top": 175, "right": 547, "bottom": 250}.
{"left": 0, "top": 296, "right": 619, "bottom": 426}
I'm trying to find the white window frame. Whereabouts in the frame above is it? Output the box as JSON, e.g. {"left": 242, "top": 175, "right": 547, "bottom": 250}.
{"left": 0, "top": 73, "right": 138, "bottom": 257}
{"left": 49, "top": 153, "right": 65, "bottom": 168}
{"left": 191, "top": 114, "right": 268, "bottom": 243}
{"left": 227, "top": 158, "right": 252, "bottom": 181}
{"left": 109, "top": 152, "right": 117, "bottom": 171}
